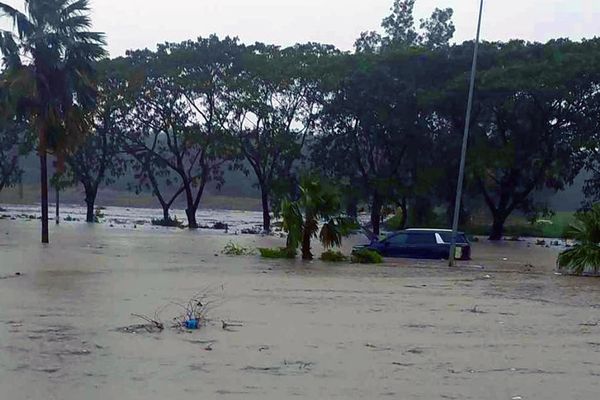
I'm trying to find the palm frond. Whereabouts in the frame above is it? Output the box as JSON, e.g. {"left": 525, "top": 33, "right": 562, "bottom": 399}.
{"left": 67, "top": 39, "right": 107, "bottom": 60}
{"left": 281, "top": 199, "right": 303, "bottom": 250}
{"left": 61, "top": 14, "right": 92, "bottom": 30}
{"left": 565, "top": 204, "right": 600, "bottom": 243}
{"left": 304, "top": 216, "right": 319, "bottom": 238}
{"left": 558, "top": 204, "right": 600, "bottom": 276}
{"left": 319, "top": 219, "right": 343, "bottom": 249}
{"left": 0, "top": 30, "right": 22, "bottom": 68}
{"left": 558, "top": 244, "right": 600, "bottom": 276}
{"left": 72, "top": 30, "right": 106, "bottom": 45}
{"left": 0, "top": 2, "right": 34, "bottom": 39}
{"left": 61, "top": 0, "right": 90, "bottom": 18}
{"left": 1, "top": 0, "right": 107, "bottom": 155}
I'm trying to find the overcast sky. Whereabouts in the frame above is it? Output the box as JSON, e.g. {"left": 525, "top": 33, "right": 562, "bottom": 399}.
{"left": 88, "top": 0, "right": 600, "bottom": 56}
{"left": 4, "top": 1, "right": 599, "bottom": 56}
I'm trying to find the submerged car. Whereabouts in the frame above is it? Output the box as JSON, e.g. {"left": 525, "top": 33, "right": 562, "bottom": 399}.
{"left": 354, "top": 228, "right": 471, "bottom": 260}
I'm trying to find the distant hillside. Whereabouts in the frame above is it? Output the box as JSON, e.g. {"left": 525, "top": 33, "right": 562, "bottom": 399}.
{"left": 11, "top": 154, "right": 260, "bottom": 199}
{"left": 0, "top": 183, "right": 262, "bottom": 211}
{"left": 8, "top": 154, "right": 586, "bottom": 213}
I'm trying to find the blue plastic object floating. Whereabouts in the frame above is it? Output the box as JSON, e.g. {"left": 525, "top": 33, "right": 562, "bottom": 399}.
{"left": 185, "top": 319, "right": 199, "bottom": 330}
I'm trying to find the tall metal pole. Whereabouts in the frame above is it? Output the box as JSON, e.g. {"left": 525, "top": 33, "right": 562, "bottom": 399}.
{"left": 449, "top": 0, "right": 484, "bottom": 267}
{"left": 55, "top": 186, "right": 60, "bottom": 225}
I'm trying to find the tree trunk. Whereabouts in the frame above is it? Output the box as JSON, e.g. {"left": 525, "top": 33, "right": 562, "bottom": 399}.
{"left": 301, "top": 225, "right": 313, "bottom": 260}
{"left": 182, "top": 181, "right": 199, "bottom": 229}
{"left": 55, "top": 187, "right": 60, "bottom": 225}
{"left": 186, "top": 208, "right": 198, "bottom": 229}
{"left": 399, "top": 197, "right": 408, "bottom": 229}
{"left": 162, "top": 206, "right": 171, "bottom": 222}
{"left": 40, "top": 152, "right": 49, "bottom": 244}
{"left": 260, "top": 186, "right": 271, "bottom": 232}
{"left": 489, "top": 213, "right": 507, "bottom": 241}
{"left": 84, "top": 185, "right": 97, "bottom": 223}
{"left": 371, "top": 194, "right": 382, "bottom": 236}
{"left": 346, "top": 196, "right": 358, "bottom": 218}
{"left": 86, "top": 199, "right": 95, "bottom": 223}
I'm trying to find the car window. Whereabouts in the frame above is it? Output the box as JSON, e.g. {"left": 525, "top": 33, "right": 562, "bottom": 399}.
{"left": 386, "top": 233, "right": 408, "bottom": 245}
{"left": 407, "top": 233, "right": 436, "bottom": 245}
{"left": 438, "top": 232, "right": 468, "bottom": 244}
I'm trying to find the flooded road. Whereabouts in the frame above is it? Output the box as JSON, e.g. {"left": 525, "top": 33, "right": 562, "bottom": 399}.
{"left": 1, "top": 218, "right": 600, "bottom": 399}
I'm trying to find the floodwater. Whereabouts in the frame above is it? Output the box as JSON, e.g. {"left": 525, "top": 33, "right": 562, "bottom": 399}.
{"left": 1, "top": 207, "right": 600, "bottom": 400}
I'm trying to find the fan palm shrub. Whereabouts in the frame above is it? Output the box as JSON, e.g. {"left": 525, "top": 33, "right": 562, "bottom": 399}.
{"left": 558, "top": 204, "right": 600, "bottom": 276}
{"left": 281, "top": 175, "right": 353, "bottom": 260}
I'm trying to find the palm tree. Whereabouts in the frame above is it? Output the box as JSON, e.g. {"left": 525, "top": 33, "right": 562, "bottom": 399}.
{"left": 558, "top": 204, "right": 600, "bottom": 276}
{"left": 281, "top": 175, "right": 351, "bottom": 260}
{"left": 0, "top": 0, "right": 106, "bottom": 243}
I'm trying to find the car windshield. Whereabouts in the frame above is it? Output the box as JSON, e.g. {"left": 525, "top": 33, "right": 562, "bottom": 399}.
{"left": 384, "top": 233, "right": 408, "bottom": 245}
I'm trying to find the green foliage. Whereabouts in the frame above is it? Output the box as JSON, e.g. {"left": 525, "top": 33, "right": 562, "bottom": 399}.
{"left": 222, "top": 242, "right": 255, "bottom": 256}
{"left": 344, "top": 218, "right": 362, "bottom": 233}
{"left": 0, "top": 114, "right": 27, "bottom": 192}
{"left": 351, "top": 249, "right": 384, "bottom": 264}
{"left": 384, "top": 212, "right": 406, "bottom": 231}
{"left": 562, "top": 206, "right": 600, "bottom": 242}
{"left": 281, "top": 198, "right": 304, "bottom": 251}
{"left": 66, "top": 65, "right": 128, "bottom": 210}
{"left": 258, "top": 247, "right": 297, "bottom": 259}
{"left": 122, "top": 36, "right": 242, "bottom": 229}
{"left": 558, "top": 244, "right": 600, "bottom": 276}
{"left": 232, "top": 42, "right": 335, "bottom": 231}
{"left": 465, "top": 212, "right": 576, "bottom": 239}
{"left": 419, "top": 7, "right": 455, "bottom": 50}
{"left": 558, "top": 205, "right": 600, "bottom": 275}
{"left": 320, "top": 250, "right": 349, "bottom": 263}
{"left": 381, "top": 0, "right": 418, "bottom": 46}
{"left": 314, "top": 47, "right": 438, "bottom": 235}
{"left": 356, "top": 0, "right": 454, "bottom": 52}
{"left": 151, "top": 217, "right": 184, "bottom": 228}
{"left": 0, "top": 0, "right": 107, "bottom": 155}
{"left": 49, "top": 171, "right": 75, "bottom": 191}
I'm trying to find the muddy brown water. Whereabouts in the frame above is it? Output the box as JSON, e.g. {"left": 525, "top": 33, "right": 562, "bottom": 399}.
{"left": 1, "top": 220, "right": 600, "bottom": 399}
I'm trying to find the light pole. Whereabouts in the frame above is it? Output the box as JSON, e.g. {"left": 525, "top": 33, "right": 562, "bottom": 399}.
{"left": 449, "top": 0, "right": 484, "bottom": 267}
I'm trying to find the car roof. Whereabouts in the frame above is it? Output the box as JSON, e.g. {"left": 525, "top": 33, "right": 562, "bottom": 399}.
{"left": 404, "top": 229, "right": 465, "bottom": 234}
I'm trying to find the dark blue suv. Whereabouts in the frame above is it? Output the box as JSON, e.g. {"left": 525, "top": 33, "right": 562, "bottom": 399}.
{"left": 354, "top": 229, "right": 471, "bottom": 260}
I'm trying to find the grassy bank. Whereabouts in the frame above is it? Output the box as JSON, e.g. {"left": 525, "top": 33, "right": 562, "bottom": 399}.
{"left": 465, "top": 212, "right": 575, "bottom": 239}
{"left": 0, "top": 184, "right": 262, "bottom": 212}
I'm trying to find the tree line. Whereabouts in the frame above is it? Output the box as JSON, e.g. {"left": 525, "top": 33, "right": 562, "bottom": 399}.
{"left": 2, "top": 0, "right": 600, "bottom": 242}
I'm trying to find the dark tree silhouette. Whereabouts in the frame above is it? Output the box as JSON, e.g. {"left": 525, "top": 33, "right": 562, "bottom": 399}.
{"left": 0, "top": 0, "right": 106, "bottom": 243}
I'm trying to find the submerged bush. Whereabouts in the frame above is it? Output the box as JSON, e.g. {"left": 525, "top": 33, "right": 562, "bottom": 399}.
{"left": 320, "top": 250, "right": 348, "bottom": 262}
{"left": 151, "top": 217, "right": 184, "bottom": 228}
{"left": 222, "top": 242, "right": 254, "bottom": 256}
{"left": 351, "top": 249, "right": 383, "bottom": 264}
{"left": 93, "top": 208, "right": 105, "bottom": 223}
{"left": 558, "top": 244, "right": 600, "bottom": 276}
{"left": 258, "top": 247, "right": 297, "bottom": 259}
